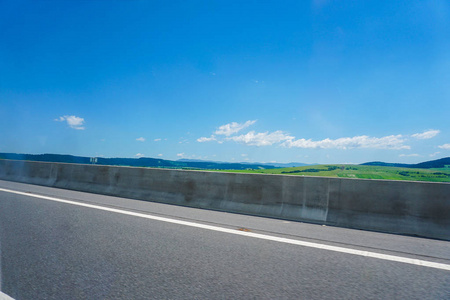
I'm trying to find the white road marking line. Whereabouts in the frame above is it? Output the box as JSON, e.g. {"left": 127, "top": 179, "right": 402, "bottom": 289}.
{"left": 0, "top": 291, "right": 15, "bottom": 300}
{"left": 1, "top": 187, "right": 449, "bottom": 271}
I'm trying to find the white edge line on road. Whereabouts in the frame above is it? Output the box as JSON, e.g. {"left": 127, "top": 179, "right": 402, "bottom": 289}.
{"left": 0, "top": 291, "right": 15, "bottom": 300}
{"left": 1, "top": 187, "right": 449, "bottom": 271}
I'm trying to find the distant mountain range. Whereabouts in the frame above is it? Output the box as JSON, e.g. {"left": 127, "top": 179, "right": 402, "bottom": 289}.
{"left": 178, "top": 159, "right": 310, "bottom": 168}
{"left": 361, "top": 157, "right": 450, "bottom": 169}
{"left": 1, "top": 152, "right": 448, "bottom": 170}
{"left": 0, "top": 153, "right": 279, "bottom": 170}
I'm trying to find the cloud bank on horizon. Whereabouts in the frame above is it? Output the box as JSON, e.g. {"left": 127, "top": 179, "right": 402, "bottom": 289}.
{"left": 198, "top": 121, "right": 443, "bottom": 152}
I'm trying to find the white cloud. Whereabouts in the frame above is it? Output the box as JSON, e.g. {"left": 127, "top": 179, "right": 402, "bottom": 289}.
{"left": 438, "top": 143, "right": 450, "bottom": 150}
{"left": 411, "top": 129, "right": 440, "bottom": 139}
{"left": 177, "top": 153, "right": 185, "bottom": 158}
{"left": 158, "top": 154, "right": 163, "bottom": 157}
{"left": 430, "top": 152, "right": 440, "bottom": 157}
{"left": 136, "top": 137, "right": 146, "bottom": 142}
{"left": 197, "top": 121, "right": 426, "bottom": 150}
{"left": 399, "top": 153, "right": 420, "bottom": 157}
{"left": 135, "top": 153, "right": 145, "bottom": 158}
{"left": 282, "top": 135, "right": 409, "bottom": 150}
{"left": 197, "top": 135, "right": 217, "bottom": 143}
{"left": 55, "top": 115, "right": 85, "bottom": 130}
{"left": 154, "top": 138, "right": 162, "bottom": 142}
{"left": 228, "top": 130, "right": 293, "bottom": 146}
{"left": 215, "top": 120, "right": 257, "bottom": 136}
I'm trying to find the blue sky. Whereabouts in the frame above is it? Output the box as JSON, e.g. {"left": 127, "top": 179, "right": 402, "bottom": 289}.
{"left": 1, "top": 0, "right": 449, "bottom": 164}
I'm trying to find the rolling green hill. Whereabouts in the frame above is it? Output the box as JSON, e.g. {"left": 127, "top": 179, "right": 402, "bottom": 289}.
{"left": 220, "top": 164, "right": 450, "bottom": 182}
{"left": 361, "top": 157, "right": 450, "bottom": 169}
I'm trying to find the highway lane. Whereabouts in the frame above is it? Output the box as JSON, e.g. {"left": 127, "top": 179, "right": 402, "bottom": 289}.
{"left": 0, "top": 180, "right": 449, "bottom": 299}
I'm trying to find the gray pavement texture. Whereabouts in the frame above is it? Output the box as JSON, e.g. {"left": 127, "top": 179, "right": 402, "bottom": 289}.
{"left": 0, "top": 180, "right": 449, "bottom": 300}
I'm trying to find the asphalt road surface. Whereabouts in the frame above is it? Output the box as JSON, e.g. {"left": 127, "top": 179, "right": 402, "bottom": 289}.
{"left": 0, "top": 180, "right": 449, "bottom": 299}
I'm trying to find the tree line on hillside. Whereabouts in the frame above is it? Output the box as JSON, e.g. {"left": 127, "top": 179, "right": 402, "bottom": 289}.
{"left": 361, "top": 157, "right": 450, "bottom": 169}
{"left": 0, "top": 153, "right": 277, "bottom": 170}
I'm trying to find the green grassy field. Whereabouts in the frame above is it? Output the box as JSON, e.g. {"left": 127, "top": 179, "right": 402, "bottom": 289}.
{"left": 219, "top": 164, "right": 450, "bottom": 182}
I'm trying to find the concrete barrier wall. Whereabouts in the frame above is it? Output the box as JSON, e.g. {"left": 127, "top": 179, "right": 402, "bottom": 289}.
{"left": 1, "top": 159, "right": 449, "bottom": 240}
